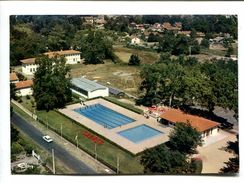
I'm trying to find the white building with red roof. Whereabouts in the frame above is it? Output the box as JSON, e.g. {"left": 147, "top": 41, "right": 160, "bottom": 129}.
{"left": 15, "top": 80, "right": 33, "bottom": 96}
{"left": 20, "top": 50, "right": 81, "bottom": 75}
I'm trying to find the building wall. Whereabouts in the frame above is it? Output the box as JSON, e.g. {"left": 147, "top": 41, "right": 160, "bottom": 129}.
{"left": 131, "top": 38, "right": 140, "bottom": 44}
{"left": 16, "top": 87, "right": 33, "bottom": 96}
{"left": 65, "top": 54, "right": 81, "bottom": 64}
{"left": 71, "top": 89, "right": 88, "bottom": 98}
{"left": 88, "top": 88, "right": 109, "bottom": 99}
{"left": 22, "top": 63, "right": 39, "bottom": 75}
{"left": 10, "top": 80, "right": 19, "bottom": 84}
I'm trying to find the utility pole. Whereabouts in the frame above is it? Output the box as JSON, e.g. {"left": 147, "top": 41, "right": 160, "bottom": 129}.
{"left": 189, "top": 46, "right": 192, "bottom": 56}
{"left": 75, "top": 133, "right": 78, "bottom": 149}
{"left": 94, "top": 143, "right": 97, "bottom": 160}
{"left": 46, "top": 116, "right": 48, "bottom": 130}
{"left": 60, "top": 123, "right": 63, "bottom": 139}
{"left": 117, "top": 155, "right": 120, "bottom": 174}
{"left": 52, "top": 149, "right": 55, "bottom": 174}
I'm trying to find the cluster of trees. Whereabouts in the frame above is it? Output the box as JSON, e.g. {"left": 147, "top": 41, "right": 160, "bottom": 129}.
{"left": 141, "top": 15, "right": 237, "bottom": 38}
{"left": 104, "top": 15, "right": 237, "bottom": 39}
{"left": 158, "top": 31, "right": 200, "bottom": 55}
{"left": 141, "top": 122, "right": 202, "bottom": 174}
{"left": 33, "top": 56, "right": 72, "bottom": 111}
{"left": 10, "top": 16, "right": 115, "bottom": 66}
{"left": 138, "top": 54, "right": 238, "bottom": 116}
{"left": 73, "top": 30, "right": 115, "bottom": 64}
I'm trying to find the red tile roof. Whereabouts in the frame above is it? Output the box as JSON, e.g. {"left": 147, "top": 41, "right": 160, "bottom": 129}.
{"left": 10, "top": 72, "right": 18, "bottom": 81}
{"left": 15, "top": 80, "right": 33, "bottom": 89}
{"left": 20, "top": 58, "right": 36, "bottom": 64}
{"left": 20, "top": 50, "right": 80, "bottom": 64}
{"left": 43, "top": 50, "right": 80, "bottom": 58}
{"left": 160, "top": 108, "right": 219, "bottom": 132}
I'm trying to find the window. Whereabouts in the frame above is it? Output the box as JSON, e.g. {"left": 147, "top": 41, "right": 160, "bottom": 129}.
{"left": 30, "top": 68, "right": 32, "bottom": 72}
{"left": 73, "top": 58, "right": 75, "bottom": 61}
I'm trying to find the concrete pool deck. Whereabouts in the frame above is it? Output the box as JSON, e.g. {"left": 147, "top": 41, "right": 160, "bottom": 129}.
{"left": 59, "top": 98, "right": 171, "bottom": 154}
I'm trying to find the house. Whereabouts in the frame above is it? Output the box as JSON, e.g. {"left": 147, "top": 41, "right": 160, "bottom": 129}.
{"left": 20, "top": 58, "right": 38, "bottom": 75}
{"left": 174, "top": 22, "right": 182, "bottom": 29}
{"left": 160, "top": 108, "right": 220, "bottom": 139}
{"left": 15, "top": 80, "right": 33, "bottom": 96}
{"left": 43, "top": 50, "right": 81, "bottom": 65}
{"left": 131, "top": 37, "right": 141, "bottom": 45}
{"left": 71, "top": 77, "right": 109, "bottom": 99}
{"left": 10, "top": 72, "right": 19, "bottom": 83}
{"left": 196, "top": 32, "right": 205, "bottom": 38}
{"left": 178, "top": 31, "right": 191, "bottom": 37}
{"left": 20, "top": 50, "right": 81, "bottom": 75}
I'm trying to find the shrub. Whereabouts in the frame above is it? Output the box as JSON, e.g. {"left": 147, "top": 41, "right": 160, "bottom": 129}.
{"left": 11, "top": 142, "right": 24, "bottom": 155}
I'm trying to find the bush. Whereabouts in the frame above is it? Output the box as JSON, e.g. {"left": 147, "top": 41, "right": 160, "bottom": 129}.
{"left": 11, "top": 142, "right": 24, "bottom": 155}
{"left": 191, "top": 158, "right": 203, "bottom": 174}
{"left": 26, "top": 95, "right": 30, "bottom": 100}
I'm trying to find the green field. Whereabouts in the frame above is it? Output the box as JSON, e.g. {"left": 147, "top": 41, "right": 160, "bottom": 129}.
{"left": 14, "top": 97, "right": 144, "bottom": 174}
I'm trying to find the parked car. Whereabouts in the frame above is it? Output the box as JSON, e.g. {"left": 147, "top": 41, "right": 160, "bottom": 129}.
{"left": 42, "top": 135, "right": 53, "bottom": 143}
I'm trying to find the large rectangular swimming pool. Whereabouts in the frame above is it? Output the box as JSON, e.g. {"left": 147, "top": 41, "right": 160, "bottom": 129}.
{"left": 74, "top": 103, "right": 135, "bottom": 129}
{"left": 118, "top": 124, "right": 163, "bottom": 143}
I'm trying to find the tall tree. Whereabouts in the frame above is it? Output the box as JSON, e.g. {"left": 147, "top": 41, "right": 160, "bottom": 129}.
{"left": 140, "top": 144, "right": 191, "bottom": 174}
{"left": 33, "top": 55, "right": 72, "bottom": 111}
{"left": 128, "top": 54, "right": 140, "bottom": 66}
{"left": 169, "top": 122, "right": 203, "bottom": 154}
{"left": 80, "top": 30, "right": 115, "bottom": 64}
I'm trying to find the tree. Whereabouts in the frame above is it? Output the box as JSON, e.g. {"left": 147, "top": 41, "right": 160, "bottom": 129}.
{"left": 220, "top": 135, "right": 239, "bottom": 174}
{"left": 225, "top": 46, "right": 234, "bottom": 57}
{"left": 10, "top": 83, "right": 17, "bottom": 100}
{"left": 200, "top": 38, "right": 210, "bottom": 48}
{"left": 128, "top": 54, "right": 140, "bottom": 66}
{"left": 140, "top": 144, "right": 191, "bottom": 174}
{"left": 169, "top": 122, "right": 202, "bottom": 154}
{"left": 80, "top": 31, "right": 115, "bottom": 64}
{"left": 33, "top": 55, "right": 72, "bottom": 111}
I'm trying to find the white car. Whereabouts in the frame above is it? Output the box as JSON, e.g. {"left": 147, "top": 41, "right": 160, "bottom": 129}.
{"left": 42, "top": 135, "right": 53, "bottom": 143}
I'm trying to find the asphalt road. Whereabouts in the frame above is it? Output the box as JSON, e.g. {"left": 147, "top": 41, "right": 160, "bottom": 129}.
{"left": 11, "top": 112, "right": 96, "bottom": 175}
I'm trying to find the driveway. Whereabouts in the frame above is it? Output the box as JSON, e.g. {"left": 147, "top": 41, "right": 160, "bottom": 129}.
{"left": 197, "top": 130, "right": 237, "bottom": 174}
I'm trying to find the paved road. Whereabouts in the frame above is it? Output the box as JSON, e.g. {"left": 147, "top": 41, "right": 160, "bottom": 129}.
{"left": 11, "top": 112, "right": 96, "bottom": 175}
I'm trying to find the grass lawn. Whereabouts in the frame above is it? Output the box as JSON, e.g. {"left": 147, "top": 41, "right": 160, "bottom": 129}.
{"left": 70, "top": 61, "right": 142, "bottom": 96}
{"left": 114, "top": 45, "right": 160, "bottom": 64}
{"left": 16, "top": 97, "right": 144, "bottom": 174}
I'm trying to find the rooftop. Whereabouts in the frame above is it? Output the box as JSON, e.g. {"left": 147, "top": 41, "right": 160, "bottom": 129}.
{"left": 15, "top": 80, "right": 33, "bottom": 89}
{"left": 20, "top": 50, "right": 80, "bottom": 64}
{"left": 43, "top": 50, "right": 80, "bottom": 58}
{"left": 160, "top": 108, "right": 219, "bottom": 132}
{"left": 71, "top": 77, "right": 108, "bottom": 92}
{"left": 10, "top": 72, "right": 18, "bottom": 81}
{"left": 108, "top": 86, "right": 124, "bottom": 96}
{"left": 20, "top": 58, "right": 36, "bottom": 64}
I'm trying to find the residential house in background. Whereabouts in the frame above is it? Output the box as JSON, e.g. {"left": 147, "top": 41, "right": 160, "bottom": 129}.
{"left": 10, "top": 72, "right": 19, "bottom": 83}
{"left": 131, "top": 36, "right": 141, "bottom": 45}
{"left": 15, "top": 80, "right": 33, "bottom": 96}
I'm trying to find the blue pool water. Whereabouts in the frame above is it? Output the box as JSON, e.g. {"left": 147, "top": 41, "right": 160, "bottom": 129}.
{"left": 74, "top": 104, "right": 135, "bottom": 129}
{"left": 118, "top": 125, "right": 163, "bottom": 143}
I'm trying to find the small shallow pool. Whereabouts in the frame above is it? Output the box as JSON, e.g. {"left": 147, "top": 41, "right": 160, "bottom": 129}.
{"left": 118, "top": 124, "right": 163, "bottom": 143}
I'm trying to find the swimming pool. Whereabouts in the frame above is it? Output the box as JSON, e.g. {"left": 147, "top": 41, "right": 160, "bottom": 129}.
{"left": 118, "top": 125, "right": 163, "bottom": 143}
{"left": 74, "top": 104, "right": 135, "bottom": 129}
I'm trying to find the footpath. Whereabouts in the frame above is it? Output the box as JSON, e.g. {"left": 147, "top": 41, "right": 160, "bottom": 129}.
{"left": 11, "top": 100, "right": 114, "bottom": 174}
